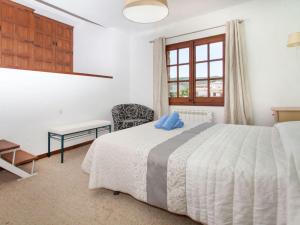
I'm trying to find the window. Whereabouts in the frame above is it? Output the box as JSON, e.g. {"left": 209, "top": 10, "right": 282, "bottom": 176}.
{"left": 166, "top": 34, "right": 225, "bottom": 106}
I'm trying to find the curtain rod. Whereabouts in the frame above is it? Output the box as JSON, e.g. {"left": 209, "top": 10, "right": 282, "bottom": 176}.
{"left": 149, "top": 20, "right": 244, "bottom": 43}
{"left": 34, "top": 0, "right": 105, "bottom": 28}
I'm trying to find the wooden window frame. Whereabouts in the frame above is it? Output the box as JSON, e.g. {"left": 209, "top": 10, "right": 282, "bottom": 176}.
{"left": 166, "top": 34, "right": 225, "bottom": 106}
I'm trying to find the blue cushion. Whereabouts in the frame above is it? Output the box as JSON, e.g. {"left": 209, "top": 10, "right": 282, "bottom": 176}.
{"left": 154, "top": 115, "right": 169, "bottom": 129}
{"left": 174, "top": 119, "right": 184, "bottom": 129}
{"left": 162, "top": 112, "right": 180, "bottom": 131}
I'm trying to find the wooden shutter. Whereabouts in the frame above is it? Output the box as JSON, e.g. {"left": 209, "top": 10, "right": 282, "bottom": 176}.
{"left": 0, "top": 0, "right": 74, "bottom": 74}
{"left": 54, "top": 22, "right": 73, "bottom": 73}
{"left": 33, "top": 15, "right": 55, "bottom": 72}
{"left": 0, "top": 0, "right": 18, "bottom": 68}
{"left": 0, "top": 0, "right": 34, "bottom": 69}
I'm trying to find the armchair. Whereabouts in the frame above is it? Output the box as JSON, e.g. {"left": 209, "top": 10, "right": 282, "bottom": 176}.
{"left": 112, "top": 104, "right": 154, "bottom": 131}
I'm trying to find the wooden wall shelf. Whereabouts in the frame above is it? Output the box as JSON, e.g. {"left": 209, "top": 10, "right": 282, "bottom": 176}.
{"left": 71, "top": 72, "right": 113, "bottom": 79}
{"left": 0, "top": 66, "right": 113, "bottom": 79}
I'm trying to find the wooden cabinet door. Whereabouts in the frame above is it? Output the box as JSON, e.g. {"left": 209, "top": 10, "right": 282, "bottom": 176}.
{"left": 54, "top": 22, "right": 73, "bottom": 73}
{"left": 0, "top": 0, "right": 34, "bottom": 69}
{"left": 0, "top": 0, "right": 16, "bottom": 67}
{"left": 0, "top": 0, "right": 74, "bottom": 74}
{"left": 33, "top": 15, "right": 55, "bottom": 71}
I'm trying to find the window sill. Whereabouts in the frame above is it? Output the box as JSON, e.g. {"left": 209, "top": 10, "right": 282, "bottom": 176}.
{"left": 0, "top": 66, "right": 113, "bottom": 79}
{"left": 169, "top": 103, "right": 224, "bottom": 107}
{"left": 169, "top": 98, "right": 224, "bottom": 107}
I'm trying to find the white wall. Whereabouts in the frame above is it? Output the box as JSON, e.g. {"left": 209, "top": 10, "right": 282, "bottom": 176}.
{"left": 129, "top": 0, "right": 300, "bottom": 125}
{"left": 0, "top": 2, "right": 131, "bottom": 155}
{"left": 1, "top": 0, "right": 300, "bottom": 156}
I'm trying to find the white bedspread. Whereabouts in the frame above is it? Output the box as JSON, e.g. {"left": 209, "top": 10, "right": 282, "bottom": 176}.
{"left": 82, "top": 122, "right": 198, "bottom": 202}
{"left": 186, "top": 124, "right": 287, "bottom": 225}
{"left": 82, "top": 122, "right": 299, "bottom": 225}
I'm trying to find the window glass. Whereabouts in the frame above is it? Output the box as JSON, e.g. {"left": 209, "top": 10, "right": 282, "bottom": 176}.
{"left": 210, "top": 60, "right": 223, "bottom": 78}
{"left": 179, "top": 48, "right": 189, "bottom": 64}
{"left": 179, "top": 65, "right": 189, "bottom": 80}
{"left": 209, "top": 42, "right": 223, "bottom": 60}
{"left": 179, "top": 82, "right": 189, "bottom": 97}
{"left": 196, "top": 80, "right": 208, "bottom": 97}
{"left": 168, "top": 83, "right": 177, "bottom": 97}
{"left": 196, "top": 63, "right": 208, "bottom": 79}
{"left": 168, "top": 66, "right": 177, "bottom": 81}
{"left": 210, "top": 79, "right": 223, "bottom": 97}
{"left": 168, "top": 50, "right": 177, "bottom": 65}
{"left": 196, "top": 45, "right": 208, "bottom": 61}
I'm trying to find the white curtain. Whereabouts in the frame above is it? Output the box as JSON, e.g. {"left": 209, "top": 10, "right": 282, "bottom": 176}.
{"left": 224, "top": 20, "right": 253, "bottom": 125}
{"left": 153, "top": 37, "right": 169, "bottom": 119}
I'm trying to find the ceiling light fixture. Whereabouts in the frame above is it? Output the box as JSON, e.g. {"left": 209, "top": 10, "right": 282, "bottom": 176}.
{"left": 123, "top": 0, "right": 169, "bottom": 24}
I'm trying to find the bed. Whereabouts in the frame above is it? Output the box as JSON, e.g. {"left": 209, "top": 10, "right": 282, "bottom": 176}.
{"left": 82, "top": 120, "right": 300, "bottom": 225}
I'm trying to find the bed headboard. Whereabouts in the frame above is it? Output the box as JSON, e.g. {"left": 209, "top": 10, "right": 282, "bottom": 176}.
{"left": 171, "top": 107, "right": 213, "bottom": 123}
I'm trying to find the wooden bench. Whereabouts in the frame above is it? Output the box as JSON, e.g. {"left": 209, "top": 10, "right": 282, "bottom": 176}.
{"left": 48, "top": 120, "right": 111, "bottom": 163}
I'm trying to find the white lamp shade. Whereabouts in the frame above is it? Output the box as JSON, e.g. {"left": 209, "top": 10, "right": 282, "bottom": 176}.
{"left": 123, "top": 0, "right": 168, "bottom": 23}
{"left": 287, "top": 32, "right": 300, "bottom": 47}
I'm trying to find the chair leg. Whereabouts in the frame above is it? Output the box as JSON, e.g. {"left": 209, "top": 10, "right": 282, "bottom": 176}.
{"left": 61, "top": 136, "right": 64, "bottom": 163}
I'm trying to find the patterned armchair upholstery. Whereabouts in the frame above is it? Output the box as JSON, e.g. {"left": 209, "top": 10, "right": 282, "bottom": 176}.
{"left": 112, "top": 104, "right": 154, "bottom": 131}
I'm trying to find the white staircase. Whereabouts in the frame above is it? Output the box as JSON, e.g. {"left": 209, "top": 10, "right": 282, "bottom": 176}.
{"left": 0, "top": 140, "right": 36, "bottom": 180}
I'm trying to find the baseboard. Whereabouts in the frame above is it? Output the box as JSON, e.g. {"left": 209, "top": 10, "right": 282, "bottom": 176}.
{"left": 37, "top": 140, "right": 93, "bottom": 160}
{"left": 0, "top": 141, "right": 93, "bottom": 172}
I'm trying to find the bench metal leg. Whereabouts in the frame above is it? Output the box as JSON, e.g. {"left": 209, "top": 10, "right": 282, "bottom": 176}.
{"left": 61, "top": 135, "right": 64, "bottom": 163}
{"left": 48, "top": 132, "right": 51, "bottom": 157}
{"left": 49, "top": 125, "right": 111, "bottom": 163}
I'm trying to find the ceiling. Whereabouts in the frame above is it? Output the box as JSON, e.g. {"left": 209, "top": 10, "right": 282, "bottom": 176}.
{"left": 34, "top": 0, "right": 252, "bottom": 32}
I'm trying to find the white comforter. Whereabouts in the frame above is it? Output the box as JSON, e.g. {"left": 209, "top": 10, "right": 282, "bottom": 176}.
{"left": 82, "top": 122, "right": 299, "bottom": 225}
{"left": 82, "top": 122, "right": 198, "bottom": 206}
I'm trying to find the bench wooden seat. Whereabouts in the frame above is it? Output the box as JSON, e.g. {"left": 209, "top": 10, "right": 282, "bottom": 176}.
{"left": 48, "top": 120, "right": 112, "bottom": 163}
{"left": 49, "top": 120, "right": 112, "bottom": 135}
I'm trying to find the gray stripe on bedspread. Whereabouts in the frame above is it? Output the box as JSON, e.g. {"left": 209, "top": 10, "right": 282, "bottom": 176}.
{"left": 146, "top": 122, "right": 215, "bottom": 209}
